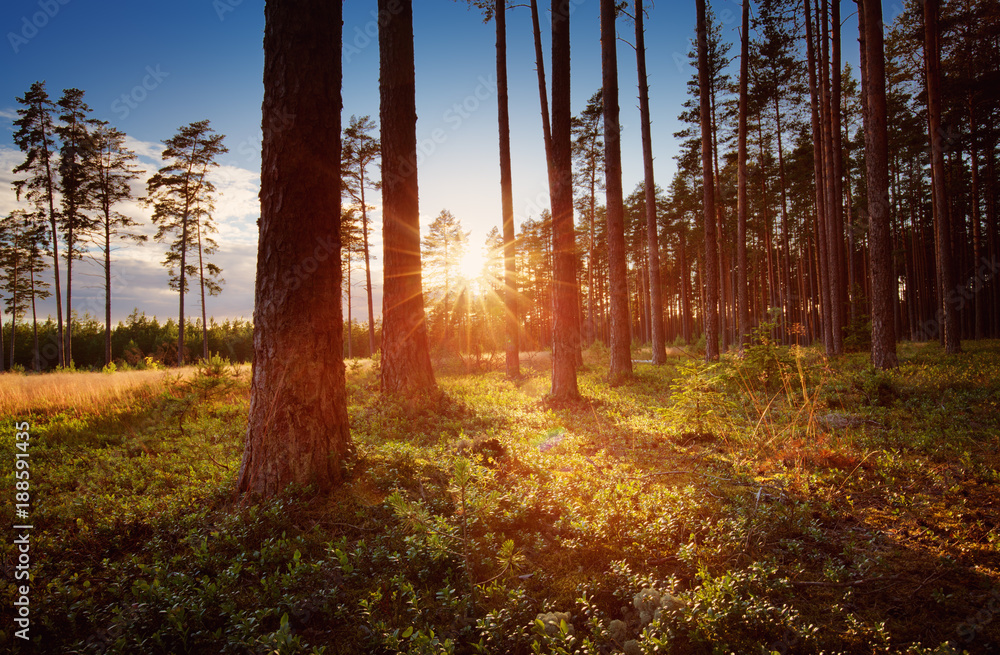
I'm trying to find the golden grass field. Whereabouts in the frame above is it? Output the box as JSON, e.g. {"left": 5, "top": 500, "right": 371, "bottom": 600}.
{"left": 0, "top": 367, "right": 204, "bottom": 416}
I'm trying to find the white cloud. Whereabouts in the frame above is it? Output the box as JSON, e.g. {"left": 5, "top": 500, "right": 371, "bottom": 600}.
{"left": 0, "top": 108, "right": 17, "bottom": 121}
{"left": 124, "top": 135, "right": 164, "bottom": 163}
{"left": 0, "top": 146, "right": 24, "bottom": 217}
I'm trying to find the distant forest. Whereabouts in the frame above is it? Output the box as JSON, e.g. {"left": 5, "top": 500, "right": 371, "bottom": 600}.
{"left": 4, "top": 0, "right": 999, "bottom": 375}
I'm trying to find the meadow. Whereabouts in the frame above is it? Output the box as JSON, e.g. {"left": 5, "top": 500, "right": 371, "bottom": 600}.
{"left": 1, "top": 338, "right": 999, "bottom": 654}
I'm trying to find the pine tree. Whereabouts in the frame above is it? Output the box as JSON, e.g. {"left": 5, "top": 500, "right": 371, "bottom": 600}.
{"left": 341, "top": 205, "right": 363, "bottom": 359}
{"left": 56, "top": 88, "right": 99, "bottom": 366}
{"left": 143, "top": 120, "right": 227, "bottom": 365}
{"left": 90, "top": 122, "right": 144, "bottom": 366}
{"left": 12, "top": 81, "right": 64, "bottom": 367}
{"left": 600, "top": 0, "right": 632, "bottom": 383}
{"left": 859, "top": 0, "right": 898, "bottom": 369}
{"left": 696, "top": 0, "right": 720, "bottom": 361}
{"left": 239, "top": 0, "right": 351, "bottom": 496}
{"left": 379, "top": 0, "right": 436, "bottom": 394}
{"left": 572, "top": 90, "right": 604, "bottom": 346}
{"left": 635, "top": 0, "right": 667, "bottom": 364}
{"left": 549, "top": 0, "right": 582, "bottom": 401}
{"left": 341, "top": 114, "right": 381, "bottom": 356}
{"left": 0, "top": 210, "right": 50, "bottom": 370}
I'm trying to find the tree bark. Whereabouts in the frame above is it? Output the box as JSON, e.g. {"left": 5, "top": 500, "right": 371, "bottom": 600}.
{"left": 635, "top": 0, "right": 666, "bottom": 364}
{"left": 859, "top": 0, "right": 898, "bottom": 369}
{"left": 549, "top": 0, "right": 581, "bottom": 401}
{"left": 736, "top": 0, "right": 750, "bottom": 349}
{"left": 496, "top": 0, "right": 520, "bottom": 378}
{"left": 923, "top": 0, "right": 961, "bottom": 354}
{"left": 697, "top": 0, "right": 719, "bottom": 361}
{"left": 602, "top": 0, "right": 632, "bottom": 382}
{"left": 820, "top": 0, "right": 844, "bottom": 355}
{"left": 830, "top": 0, "right": 847, "bottom": 347}
{"left": 805, "top": 0, "right": 833, "bottom": 355}
{"left": 238, "top": 0, "right": 351, "bottom": 496}
{"left": 379, "top": 0, "right": 437, "bottom": 394}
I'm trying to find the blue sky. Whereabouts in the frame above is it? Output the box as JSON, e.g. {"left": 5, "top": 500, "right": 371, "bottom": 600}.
{"left": 0, "top": 0, "right": 883, "bottom": 325}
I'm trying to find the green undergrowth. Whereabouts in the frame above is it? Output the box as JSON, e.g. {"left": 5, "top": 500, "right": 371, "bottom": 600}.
{"left": 2, "top": 342, "right": 999, "bottom": 654}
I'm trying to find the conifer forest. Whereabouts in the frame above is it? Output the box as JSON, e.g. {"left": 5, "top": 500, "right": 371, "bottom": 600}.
{"left": 2, "top": 0, "right": 999, "bottom": 653}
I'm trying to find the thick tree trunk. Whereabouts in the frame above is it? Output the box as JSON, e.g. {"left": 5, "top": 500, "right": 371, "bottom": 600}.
{"left": 830, "top": 0, "right": 847, "bottom": 346}
{"left": 736, "top": 0, "right": 750, "bottom": 349}
{"left": 379, "top": 0, "right": 437, "bottom": 394}
{"left": 860, "top": 0, "right": 898, "bottom": 369}
{"left": 238, "top": 0, "right": 351, "bottom": 497}
{"left": 697, "top": 0, "right": 719, "bottom": 361}
{"left": 549, "top": 0, "right": 581, "bottom": 401}
{"left": 805, "top": 0, "right": 833, "bottom": 355}
{"left": 820, "top": 0, "right": 844, "bottom": 355}
{"left": 924, "top": 0, "right": 961, "bottom": 354}
{"left": 496, "top": 0, "right": 520, "bottom": 378}
{"left": 635, "top": 0, "right": 666, "bottom": 364}
{"left": 602, "top": 0, "right": 632, "bottom": 382}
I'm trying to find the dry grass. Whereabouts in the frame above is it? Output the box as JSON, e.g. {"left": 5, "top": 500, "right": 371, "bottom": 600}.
{"left": 0, "top": 367, "right": 198, "bottom": 417}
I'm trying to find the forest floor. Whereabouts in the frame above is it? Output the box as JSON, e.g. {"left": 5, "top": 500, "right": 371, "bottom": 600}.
{"left": 1, "top": 339, "right": 999, "bottom": 654}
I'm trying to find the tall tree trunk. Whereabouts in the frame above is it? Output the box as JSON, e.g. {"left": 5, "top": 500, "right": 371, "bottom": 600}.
{"left": 805, "top": 0, "right": 833, "bottom": 355}
{"left": 178, "top": 213, "right": 187, "bottom": 366}
{"left": 820, "top": 0, "right": 844, "bottom": 355}
{"left": 66, "top": 228, "right": 73, "bottom": 366}
{"left": 496, "top": 0, "right": 520, "bottom": 378}
{"left": 197, "top": 206, "right": 209, "bottom": 361}
{"left": 361, "top": 183, "right": 376, "bottom": 355}
{"left": 105, "top": 215, "right": 112, "bottom": 365}
{"left": 830, "top": 0, "right": 847, "bottom": 346}
{"left": 635, "top": 0, "right": 666, "bottom": 364}
{"left": 530, "top": 0, "right": 554, "bottom": 166}
{"left": 736, "top": 0, "right": 750, "bottom": 349}
{"left": 775, "top": 98, "right": 794, "bottom": 341}
{"left": 379, "top": 0, "right": 437, "bottom": 394}
{"left": 238, "top": 0, "right": 351, "bottom": 497}
{"left": 860, "top": 0, "right": 898, "bottom": 369}
{"left": 680, "top": 225, "right": 691, "bottom": 344}
{"left": 549, "top": 0, "right": 581, "bottom": 401}
{"left": 697, "top": 0, "right": 719, "bottom": 361}
{"left": 532, "top": 0, "right": 583, "bottom": 371}
{"left": 347, "top": 257, "right": 353, "bottom": 359}
{"left": 30, "top": 265, "right": 39, "bottom": 371}
{"left": 602, "top": 0, "right": 632, "bottom": 382}
{"left": 924, "top": 0, "right": 961, "bottom": 354}
{"left": 39, "top": 114, "right": 64, "bottom": 368}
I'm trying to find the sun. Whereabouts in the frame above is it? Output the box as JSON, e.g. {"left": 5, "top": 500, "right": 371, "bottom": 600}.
{"left": 459, "top": 248, "right": 486, "bottom": 283}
